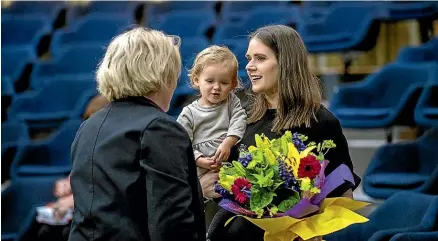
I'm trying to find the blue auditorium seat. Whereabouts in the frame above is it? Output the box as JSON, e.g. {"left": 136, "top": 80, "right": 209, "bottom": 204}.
{"left": 329, "top": 63, "right": 436, "bottom": 129}
{"left": 168, "top": 69, "right": 196, "bottom": 117}
{"left": 7, "top": 79, "right": 96, "bottom": 128}
{"left": 220, "top": 40, "right": 248, "bottom": 71}
{"left": 381, "top": 2, "right": 438, "bottom": 21}
{"left": 415, "top": 82, "right": 438, "bottom": 127}
{"left": 1, "top": 175, "right": 65, "bottom": 241}
{"left": 390, "top": 231, "right": 438, "bottom": 241}
{"left": 326, "top": 192, "right": 438, "bottom": 241}
{"left": 297, "top": 4, "right": 382, "bottom": 53}
{"left": 1, "top": 15, "right": 51, "bottom": 48}
{"left": 147, "top": 1, "right": 215, "bottom": 20}
{"left": 67, "top": 1, "right": 140, "bottom": 22}
{"left": 397, "top": 38, "right": 438, "bottom": 64}
{"left": 30, "top": 44, "right": 104, "bottom": 89}
{"left": 2, "top": 76, "right": 15, "bottom": 98}
{"left": 1, "top": 1, "right": 66, "bottom": 27}
{"left": 51, "top": 14, "right": 134, "bottom": 55}
{"left": 362, "top": 128, "right": 438, "bottom": 199}
{"left": 149, "top": 11, "right": 216, "bottom": 38}
{"left": 1, "top": 121, "right": 29, "bottom": 150}
{"left": 221, "top": 1, "right": 287, "bottom": 15}
{"left": 214, "top": 7, "right": 301, "bottom": 42}
{"left": 1, "top": 46, "right": 37, "bottom": 83}
{"left": 180, "top": 37, "right": 209, "bottom": 68}
{"left": 10, "top": 119, "right": 83, "bottom": 178}
{"left": 1, "top": 121, "right": 30, "bottom": 183}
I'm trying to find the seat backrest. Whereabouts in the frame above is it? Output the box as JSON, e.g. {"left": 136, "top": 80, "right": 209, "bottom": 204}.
{"left": 222, "top": 1, "right": 287, "bottom": 15}
{"left": 1, "top": 46, "right": 36, "bottom": 79}
{"left": 367, "top": 192, "right": 437, "bottom": 232}
{"left": 147, "top": 1, "right": 215, "bottom": 16}
{"left": 180, "top": 37, "right": 209, "bottom": 68}
{"left": 417, "top": 128, "right": 438, "bottom": 174}
{"left": 1, "top": 175, "right": 62, "bottom": 236}
{"left": 221, "top": 40, "right": 248, "bottom": 70}
{"left": 1, "top": 121, "right": 29, "bottom": 145}
{"left": 369, "top": 64, "right": 433, "bottom": 108}
{"left": 48, "top": 119, "right": 83, "bottom": 165}
{"left": 35, "top": 44, "right": 104, "bottom": 77}
{"left": 152, "top": 11, "right": 216, "bottom": 38}
{"left": 1, "top": 15, "right": 50, "bottom": 46}
{"left": 39, "top": 79, "right": 96, "bottom": 111}
{"left": 57, "top": 15, "right": 133, "bottom": 47}
{"left": 300, "top": 5, "right": 376, "bottom": 36}
{"left": 1, "top": 76, "right": 15, "bottom": 96}
{"left": 2, "top": 1, "right": 64, "bottom": 18}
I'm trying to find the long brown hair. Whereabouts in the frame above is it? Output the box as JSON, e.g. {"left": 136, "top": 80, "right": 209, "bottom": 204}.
{"left": 247, "top": 25, "right": 322, "bottom": 133}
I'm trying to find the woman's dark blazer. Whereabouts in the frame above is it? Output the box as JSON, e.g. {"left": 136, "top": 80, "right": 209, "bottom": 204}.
{"left": 69, "top": 96, "right": 206, "bottom": 241}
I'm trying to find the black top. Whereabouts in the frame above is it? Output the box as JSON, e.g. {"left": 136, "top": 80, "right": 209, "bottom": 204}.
{"left": 208, "top": 106, "right": 360, "bottom": 241}
{"left": 69, "top": 97, "right": 206, "bottom": 241}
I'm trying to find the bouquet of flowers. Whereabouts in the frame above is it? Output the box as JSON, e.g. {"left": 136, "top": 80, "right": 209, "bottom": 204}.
{"left": 214, "top": 131, "right": 369, "bottom": 241}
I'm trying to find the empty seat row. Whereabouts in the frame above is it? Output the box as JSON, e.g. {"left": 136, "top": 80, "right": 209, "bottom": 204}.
{"left": 329, "top": 38, "right": 438, "bottom": 130}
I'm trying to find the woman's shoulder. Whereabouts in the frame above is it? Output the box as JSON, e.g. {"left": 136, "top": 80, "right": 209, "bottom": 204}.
{"left": 314, "top": 105, "right": 341, "bottom": 127}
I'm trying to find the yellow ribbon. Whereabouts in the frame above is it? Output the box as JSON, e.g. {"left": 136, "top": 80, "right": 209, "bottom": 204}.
{"left": 225, "top": 197, "right": 370, "bottom": 241}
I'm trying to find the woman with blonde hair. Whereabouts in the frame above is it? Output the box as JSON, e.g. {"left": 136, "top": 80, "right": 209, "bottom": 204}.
{"left": 207, "top": 25, "right": 360, "bottom": 241}
{"left": 69, "top": 27, "right": 206, "bottom": 241}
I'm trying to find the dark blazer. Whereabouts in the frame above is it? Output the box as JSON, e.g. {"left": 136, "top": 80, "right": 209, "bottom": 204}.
{"left": 69, "top": 97, "right": 206, "bottom": 241}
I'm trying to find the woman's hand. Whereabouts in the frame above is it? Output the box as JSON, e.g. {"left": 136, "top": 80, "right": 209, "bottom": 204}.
{"left": 196, "top": 157, "right": 220, "bottom": 170}
{"left": 342, "top": 189, "right": 354, "bottom": 199}
{"left": 53, "top": 194, "right": 74, "bottom": 220}
{"left": 53, "top": 177, "right": 72, "bottom": 198}
{"left": 199, "top": 171, "right": 221, "bottom": 199}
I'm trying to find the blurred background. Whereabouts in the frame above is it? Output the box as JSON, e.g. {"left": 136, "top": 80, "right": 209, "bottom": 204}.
{"left": 1, "top": 1, "right": 437, "bottom": 241}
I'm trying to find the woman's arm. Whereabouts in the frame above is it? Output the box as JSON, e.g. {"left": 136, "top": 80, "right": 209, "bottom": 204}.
{"left": 323, "top": 114, "right": 361, "bottom": 197}
{"left": 141, "top": 117, "right": 205, "bottom": 241}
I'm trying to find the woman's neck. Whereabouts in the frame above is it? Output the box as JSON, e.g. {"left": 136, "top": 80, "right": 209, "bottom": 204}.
{"left": 264, "top": 93, "right": 278, "bottom": 109}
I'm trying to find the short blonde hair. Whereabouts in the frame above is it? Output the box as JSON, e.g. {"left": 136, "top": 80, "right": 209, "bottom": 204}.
{"left": 96, "top": 27, "right": 181, "bottom": 101}
{"left": 188, "top": 45, "right": 242, "bottom": 90}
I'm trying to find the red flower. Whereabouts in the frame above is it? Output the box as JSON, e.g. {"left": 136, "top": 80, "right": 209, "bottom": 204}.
{"left": 231, "top": 178, "right": 252, "bottom": 204}
{"left": 298, "top": 155, "right": 321, "bottom": 179}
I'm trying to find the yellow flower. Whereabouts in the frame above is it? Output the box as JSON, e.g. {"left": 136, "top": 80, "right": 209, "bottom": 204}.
{"left": 300, "top": 177, "right": 312, "bottom": 191}
{"left": 218, "top": 175, "right": 236, "bottom": 192}
{"left": 264, "top": 149, "right": 277, "bottom": 166}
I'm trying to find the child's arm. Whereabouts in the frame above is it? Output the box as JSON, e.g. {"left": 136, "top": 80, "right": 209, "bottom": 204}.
{"left": 177, "top": 107, "right": 218, "bottom": 170}
{"left": 212, "top": 94, "right": 247, "bottom": 163}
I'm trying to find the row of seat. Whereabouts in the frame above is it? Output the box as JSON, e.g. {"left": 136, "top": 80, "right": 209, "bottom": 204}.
{"left": 329, "top": 38, "right": 438, "bottom": 129}
{"left": 5, "top": 1, "right": 438, "bottom": 55}
{"left": 326, "top": 191, "right": 438, "bottom": 241}
{"left": 2, "top": 119, "right": 81, "bottom": 180}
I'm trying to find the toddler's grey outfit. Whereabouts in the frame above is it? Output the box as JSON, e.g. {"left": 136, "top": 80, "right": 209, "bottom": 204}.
{"left": 177, "top": 93, "right": 247, "bottom": 177}
{"left": 177, "top": 93, "right": 247, "bottom": 230}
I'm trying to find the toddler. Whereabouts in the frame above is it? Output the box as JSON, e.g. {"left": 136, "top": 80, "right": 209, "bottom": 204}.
{"left": 177, "top": 45, "right": 247, "bottom": 226}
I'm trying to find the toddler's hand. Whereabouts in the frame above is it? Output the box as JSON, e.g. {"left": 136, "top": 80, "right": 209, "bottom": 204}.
{"left": 53, "top": 177, "right": 72, "bottom": 198}
{"left": 196, "top": 157, "right": 219, "bottom": 170}
{"left": 213, "top": 142, "right": 232, "bottom": 164}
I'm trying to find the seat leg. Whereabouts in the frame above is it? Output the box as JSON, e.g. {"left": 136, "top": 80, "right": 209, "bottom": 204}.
{"left": 385, "top": 128, "right": 393, "bottom": 143}
{"left": 341, "top": 52, "right": 361, "bottom": 83}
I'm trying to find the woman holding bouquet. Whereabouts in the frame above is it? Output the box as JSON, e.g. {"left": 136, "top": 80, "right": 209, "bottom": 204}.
{"left": 207, "top": 25, "right": 361, "bottom": 241}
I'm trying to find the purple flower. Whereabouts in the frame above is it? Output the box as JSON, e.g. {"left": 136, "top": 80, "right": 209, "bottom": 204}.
{"left": 278, "top": 159, "right": 300, "bottom": 192}
{"left": 214, "top": 182, "right": 231, "bottom": 198}
{"left": 292, "top": 133, "right": 306, "bottom": 152}
{"left": 238, "top": 153, "right": 253, "bottom": 167}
